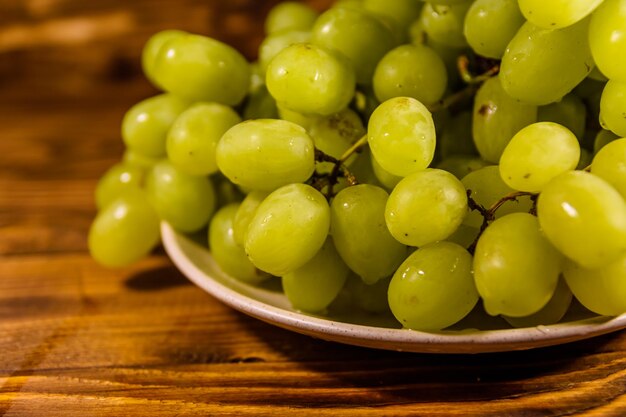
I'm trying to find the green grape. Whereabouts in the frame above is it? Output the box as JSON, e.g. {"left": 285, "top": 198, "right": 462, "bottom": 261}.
{"left": 245, "top": 184, "right": 330, "bottom": 276}
{"left": 209, "top": 204, "right": 269, "bottom": 284}
{"left": 141, "top": 30, "right": 187, "bottom": 88}
{"left": 563, "top": 255, "right": 626, "bottom": 316}
{"left": 276, "top": 104, "right": 317, "bottom": 129}
{"left": 518, "top": 0, "right": 604, "bottom": 29}
{"left": 593, "top": 129, "right": 619, "bottom": 154}
{"left": 499, "top": 122, "right": 580, "bottom": 193}
{"left": 310, "top": 7, "right": 396, "bottom": 85}
{"left": 537, "top": 171, "right": 626, "bottom": 269}
{"left": 537, "top": 94, "right": 586, "bottom": 141}
{"left": 368, "top": 97, "right": 436, "bottom": 177}
{"left": 600, "top": 80, "right": 626, "bottom": 137}
{"left": 499, "top": 19, "right": 594, "bottom": 105}
{"left": 146, "top": 160, "right": 215, "bottom": 232}
{"left": 363, "top": 0, "right": 423, "bottom": 36}
{"left": 428, "top": 0, "right": 472, "bottom": 4}
{"left": 282, "top": 238, "right": 349, "bottom": 313}
{"left": 472, "top": 76, "right": 538, "bottom": 163}
{"left": 446, "top": 223, "right": 479, "bottom": 248}
{"left": 122, "top": 150, "right": 160, "bottom": 169}
{"left": 461, "top": 165, "right": 533, "bottom": 229}
{"left": 258, "top": 30, "right": 311, "bottom": 72}
{"left": 474, "top": 213, "right": 562, "bottom": 317}
{"left": 266, "top": 43, "right": 356, "bottom": 116}
{"left": 166, "top": 103, "right": 241, "bottom": 176}
{"left": 463, "top": 0, "right": 524, "bottom": 59}
{"left": 435, "top": 154, "right": 491, "bottom": 180}
{"left": 503, "top": 278, "right": 572, "bottom": 328}
{"left": 216, "top": 119, "right": 315, "bottom": 191}
{"left": 371, "top": 155, "right": 402, "bottom": 190}
{"left": 591, "top": 138, "right": 626, "bottom": 199}
{"left": 88, "top": 190, "right": 160, "bottom": 268}
{"left": 153, "top": 34, "right": 250, "bottom": 105}
{"left": 388, "top": 241, "right": 477, "bottom": 331}
{"left": 233, "top": 191, "right": 269, "bottom": 247}
{"left": 249, "top": 62, "right": 265, "bottom": 93}
{"left": 264, "top": 1, "right": 318, "bottom": 34}
{"left": 589, "top": 0, "right": 626, "bottom": 82}
{"left": 385, "top": 169, "right": 468, "bottom": 246}
{"left": 373, "top": 44, "right": 447, "bottom": 105}
{"left": 437, "top": 111, "right": 478, "bottom": 159}
{"left": 346, "top": 274, "right": 392, "bottom": 313}
{"left": 331, "top": 185, "right": 407, "bottom": 284}
{"left": 95, "top": 163, "right": 145, "bottom": 210}
{"left": 420, "top": 2, "right": 472, "bottom": 48}
{"left": 243, "top": 85, "right": 279, "bottom": 120}
{"left": 122, "top": 94, "right": 189, "bottom": 158}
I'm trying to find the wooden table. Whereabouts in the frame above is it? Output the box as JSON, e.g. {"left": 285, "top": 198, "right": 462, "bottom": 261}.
{"left": 1, "top": 1, "right": 625, "bottom": 415}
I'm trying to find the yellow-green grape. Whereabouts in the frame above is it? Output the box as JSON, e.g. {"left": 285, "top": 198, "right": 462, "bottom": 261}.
{"left": 245, "top": 184, "right": 330, "bottom": 276}
{"left": 347, "top": 275, "right": 392, "bottom": 313}
{"left": 589, "top": 0, "right": 626, "bottom": 82}
{"left": 209, "top": 204, "right": 269, "bottom": 285}
{"left": 461, "top": 165, "right": 533, "bottom": 229}
{"left": 216, "top": 119, "right": 315, "bottom": 191}
{"left": 368, "top": 97, "right": 436, "bottom": 177}
{"left": 282, "top": 238, "right": 349, "bottom": 313}
{"left": 537, "top": 94, "right": 587, "bottom": 141}
{"left": 437, "top": 111, "right": 478, "bottom": 160}
{"left": 122, "top": 150, "right": 160, "bottom": 170}
{"left": 88, "top": 190, "right": 160, "bottom": 268}
{"left": 166, "top": 103, "right": 241, "bottom": 176}
{"left": 277, "top": 104, "right": 316, "bottom": 129}
{"left": 591, "top": 138, "right": 626, "bottom": 199}
{"left": 373, "top": 44, "right": 447, "bottom": 105}
{"left": 499, "top": 19, "right": 594, "bottom": 105}
{"left": 266, "top": 43, "right": 356, "bottom": 116}
{"left": 95, "top": 163, "right": 145, "bottom": 210}
{"left": 264, "top": 1, "right": 318, "bottom": 34}
{"left": 388, "top": 242, "right": 477, "bottom": 331}
{"left": 420, "top": 2, "right": 472, "bottom": 48}
{"left": 564, "top": 254, "right": 626, "bottom": 316}
{"left": 363, "top": 0, "right": 422, "bottom": 35}
{"left": 258, "top": 30, "right": 311, "bottom": 72}
{"left": 310, "top": 7, "right": 397, "bottom": 85}
{"left": 385, "top": 169, "right": 468, "bottom": 247}
{"left": 499, "top": 122, "right": 580, "bottom": 193}
{"left": 153, "top": 34, "right": 250, "bottom": 105}
{"left": 593, "top": 129, "right": 619, "bottom": 154}
{"left": 503, "top": 278, "right": 572, "bottom": 328}
{"left": 474, "top": 213, "right": 562, "bottom": 317}
{"left": 122, "top": 94, "right": 189, "bottom": 158}
{"left": 371, "top": 155, "right": 402, "bottom": 191}
{"left": 435, "top": 155, "right": 491, "bottom": 180}
{"left": 243, "top": 85, "right": 279, "bottom": 120}
{"left": 463, "top": 0, "right": 524, "bottom": 59}
{"left": 472, "top": 76, "right": 537, "bottom": 163}
{"left": 232, "top": 191, "right": 269, "bottom": 247}
{"left": 146, "top": 160, "right": 215, "bottom": 233}
{"left": 141, "top": 30, "right": 187, "bottom": 88}
{"left": 518, "top": 0, "right": 604, "bottom": 29}
{"left": 600, "top": 80, "right": 626, "bottom": 137}
{"left": 331, "top": 185, "right": 407, "bottom": 285}
{"left": 537, "top": 171, "right": 626, "bottom": 269}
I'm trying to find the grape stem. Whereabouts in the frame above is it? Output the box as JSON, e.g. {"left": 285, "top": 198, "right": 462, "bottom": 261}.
{"left": 457, "top": 55, "right": 500, "bottom": 85}
{"left": 312, "top": 143, "right": 362, "bottom": 199}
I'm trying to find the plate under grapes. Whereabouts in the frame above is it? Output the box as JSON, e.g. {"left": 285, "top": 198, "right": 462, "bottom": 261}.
{"left": 162, "top": 222, "right": 626, "bottom": 354}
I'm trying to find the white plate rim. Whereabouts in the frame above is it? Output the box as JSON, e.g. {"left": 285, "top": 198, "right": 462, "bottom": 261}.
{"left": 161, "top": 222, "right": 626, "bottom": 354}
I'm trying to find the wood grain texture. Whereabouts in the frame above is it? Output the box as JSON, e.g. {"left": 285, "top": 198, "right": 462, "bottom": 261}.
{"left": 1, "top": 1, "right": 625, "bottom": 416}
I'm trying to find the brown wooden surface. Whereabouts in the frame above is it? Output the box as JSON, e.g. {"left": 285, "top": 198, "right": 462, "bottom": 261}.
{"left": 1, "top": 1, "right": 625, "bottom": 415}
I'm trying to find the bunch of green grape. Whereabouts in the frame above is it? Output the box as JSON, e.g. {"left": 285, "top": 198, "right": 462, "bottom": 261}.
{"left": 90, "top": 0, "right": 626, "bottom": 331}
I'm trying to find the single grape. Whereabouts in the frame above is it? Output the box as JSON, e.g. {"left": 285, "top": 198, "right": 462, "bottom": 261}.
{"left": 371, "top": 155, "right": 402, "bottom": 191}
{"left": 95, "top": 163, "right": 145, "bottom": 210}
{"left": 122, "top": 150, "right": 160, "bottom": 170}
{"left": 385, "top": 169, "right": 468, "bottom": 247}
{"left": 258, "top": 30, "right": 311, "bottom": 72}
{"left": 122, "top": 94, "right": 189, "bottom": 158}
{"left": 420, "top": 2, "right": 472, "bottom": 48}
{"left": 209, "top": 204, "right": 269, "bottom": 284}
{"left": 368, "top": 97, "right": 436, "bottom": 177}
{"left": 537, "top": 171, "right": 626, "bottom": 269}
{"left": 245, "top": 184, "right": 330, "bottom": 276}
{"left": 216, "top": 119, "right": 315, "bottom": 191}
{"left": 266, "top": 43, "right": 356, "bottom": 116}
{"left": 600, "top": 80, "right": 626, "bottom": 137}
{"left": 591, "top": 138, "right": 626, "bottom": 199}
{"left": 282, "top": 238, "right": 349, "bottom": 313}
{"left": 589, "top": 0, "right": 626, "bottom": 82}
{"left": 518, "top": 0, "right": 604, "bottom": 29}
{"left": 436, "top": 155, "right": 491, "bottom": 180}
{"left": 264, "top": 1, "right": 318, "bottom": 34}
{"left": 503, "top": 278, "right": 572, "bottom": 328}
{"left": 474, "top": 213, "right": 562, "bottom": 317}
{"left": 499, "top": 122, "right": 580, "bottom": 193}
{"left": 347, "top": 274, "right": 392, "bottom": 314}
{"left": 537, "top": 94, "right": 587, "bottom": 141}
{"left": 388, "top": 242, "right": 477, "bottom": 331}
{"left": 363, "top": 0, "right": 422, "bottom": 34}
{"left": 463, "top": 0, "right": 524, "bottom": 59}
{"left": 146, "top": 160, "right": 216, "bottom": 233}
{"left": 141, "top": 30, "right": 187, "bottom": 88}
{"left": 373, "top": 44, "right": 447, "bottom": 105}
{"left": 88, "top": 190, "right": 160, "bottom": 268}
{"left": 153, "top": 34, "right": 250, "bottom": 105}
{"left": 233, "top": 191, "right": 270, "bottom": 247}
{"left": 166, "top": 103, "right": 241, "bottom": 176}
{"left": 331, "top": 185, "right": 407, "bottom": 285}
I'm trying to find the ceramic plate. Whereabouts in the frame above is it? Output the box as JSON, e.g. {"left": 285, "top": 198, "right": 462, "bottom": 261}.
{"left": 161, "top": 222, "right": 626, "bottom": 354}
